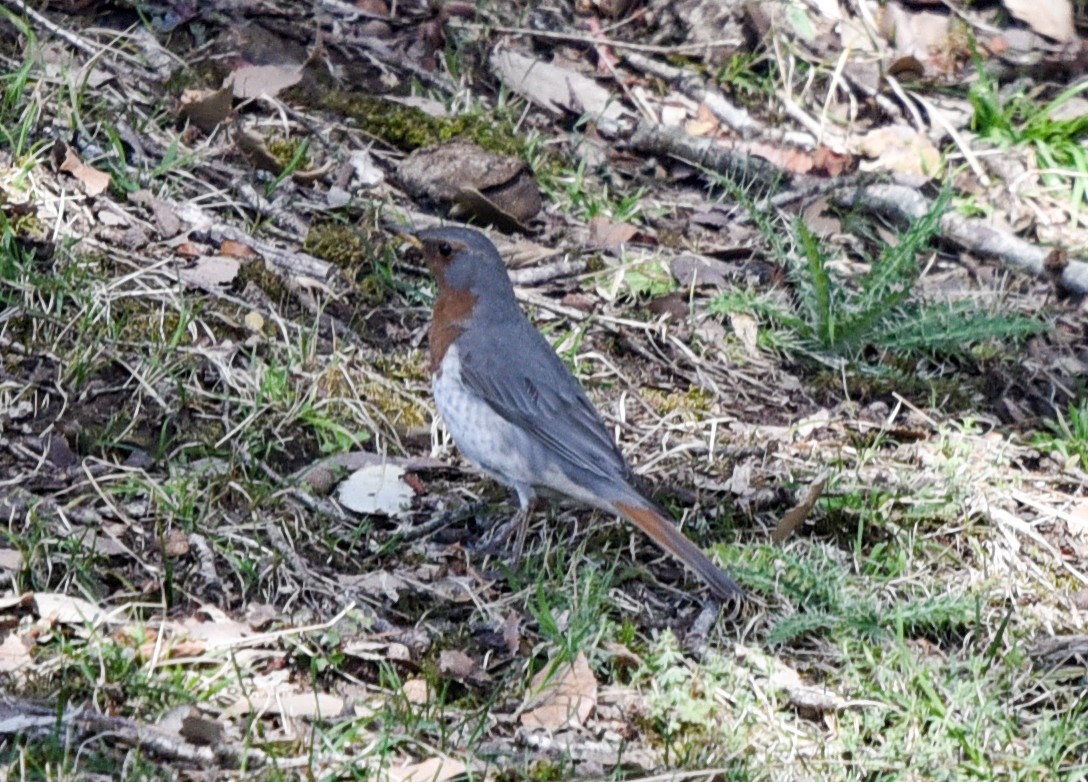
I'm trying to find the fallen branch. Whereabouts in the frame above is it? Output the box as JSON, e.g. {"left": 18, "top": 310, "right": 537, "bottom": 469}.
{"left": 627, "top": 122, "right": 790, "bottom": 194}
{"left": 837, "top": 184, "right": 1088, "bottom": 295}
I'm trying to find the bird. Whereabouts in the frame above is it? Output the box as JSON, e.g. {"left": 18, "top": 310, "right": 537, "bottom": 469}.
{"left": 408, "top": 225, "right": 742, "bottom": 602}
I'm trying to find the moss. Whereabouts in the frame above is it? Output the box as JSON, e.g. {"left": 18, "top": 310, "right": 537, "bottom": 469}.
{"left": 235, "top": 258, "right": 289, "bottom": 304}
{"left": 644, "top": 386, "right": 714, "bottom": 421}
{"left": 361, "top": 380, "right": 428, "bottom": 431}
{"left": 809, "top": 366, "right": 981, "bottom": 412}
{"left": 371, "top": 351, "right": 429, "bottom": 385}
{"left": 265, "top": 136, "right": 309, "bottom": 170}
{"left": 304, "top": 222, "right": 405, "bottom": 304}
{"left": 320, "top": 93, "right": 525, "bottom": 156}
{"left": 163, "top": 59, "right": 226, "bottom": 97}
{"left": 304, "top": 222, "right": 370, "bottom": 271}
{"left": 101, "top": 297, "right": 187, "bottom": 344}
{"left": 357, "top": 352, "right": 430, "bottom": 431}
{"left": 583, "top": 254, "right": 607, "bottom": 274}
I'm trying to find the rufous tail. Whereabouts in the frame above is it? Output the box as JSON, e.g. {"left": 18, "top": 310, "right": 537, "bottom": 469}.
{"left": 613, "top": 501, "right": 742, "bottom": 601}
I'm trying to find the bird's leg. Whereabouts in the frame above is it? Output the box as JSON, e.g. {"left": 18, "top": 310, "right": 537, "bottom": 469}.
{"left": 510, "top": 496, "right": 536, "bottom": 564}
{"left": 482, "top": 490, "right": 535, "bottom": 564}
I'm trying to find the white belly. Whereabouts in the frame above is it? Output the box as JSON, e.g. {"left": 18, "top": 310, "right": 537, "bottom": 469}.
{"left": 432, "top": 344, "right": 603, "bottom": 508}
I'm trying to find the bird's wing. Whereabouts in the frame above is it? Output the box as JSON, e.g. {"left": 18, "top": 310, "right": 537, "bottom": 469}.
{"left": 457, "top": 319, "right": 635, "bottom": 488}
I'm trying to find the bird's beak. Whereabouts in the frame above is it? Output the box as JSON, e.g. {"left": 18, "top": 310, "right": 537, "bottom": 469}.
{"left": 398, "top": 232, "right": 423, "bottom": 250}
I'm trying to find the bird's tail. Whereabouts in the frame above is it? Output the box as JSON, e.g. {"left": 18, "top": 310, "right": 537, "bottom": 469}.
{"left": 612, "top": 499, "right": 742, "bottom": 602}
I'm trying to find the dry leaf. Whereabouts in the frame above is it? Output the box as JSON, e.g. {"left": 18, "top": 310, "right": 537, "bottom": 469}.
{"left": 178, "top": 86, "right": 233, "bottom": 133}
{"left": 491, "top": 49, "right": 631, "bottom": 133}
{"left": 520, "top": 651, "right": 597, "bottom": 730}
{"left": 588, "top": 216, "right": 638, "bottom": 250}
{"left": 387, "top": 757, "right": 467, "bottom": 782}
{"left": 856, "top": 125, "right": 941, "bottom": 178}
{"left": 225, "top": 690, "right": 344, "bottom": 719}
{"left": 1003, "top": 0, "right": 1075, "bottom": 42}
{"left": 503, "top": 611, "right": 521, "bottom": 657}
{"left": 235, "top": 128, "right": 283, "bottom": 174}
{"left": 178, "top": 255, "right": 241, "bottom": 292}
{"left": 350, "top": 149, "right": 384, "bottom": 188}
{"left": 0, "top": 550, "right": 24, "bottom": 571}
{"left": 730, "top": 313, "right": 760, "bottom": 357}
{"left": 438, "top": 649, "right": 487, "bottom": 683}
{"left": 768, "top": 666, "right": 848, "bottom": 713}
{"left": 182, "top": 608, "right": 253, "bottom": 648}
{"left": 451, "top": 187, "right": 535, "bottom": 234}
{"left": 244, "top": 311, "right": 265, "bottom": 332}
{"left": 55, "top": 143, "right": 110, "bottom": 196}
{"left": 684, "top": 103, "right": 719, "bottom": 136}
{"left": 772, "top": 473, "right": 828, "bottom": 543}
{"left": 129, "top": 190, "right": 182, "bottom": 237}
{"left": 34, "top": 592, "right": 116, "bottom": 626}
{"left": 219, "top": 240, "right": 258, "bottom": 259}
{"left": 398, "top": 141, "right": 541, "bottom": 226}
{"left": 174, "top": 241, "right": 205, "bottom": 258}
{"left": 179, "top": 714, "right": 224, "bottom": 746}
{"left": 338, "top": 463, "right": 415, "bottom": 517}
{"left": 1066, "top": 502, "right": 1088, "bottom": 538}
{"left": 402, "top": 678, "right": 431, "bottom": 705}
{"left": 0, "top": 634, "right": 31, "bottom": 673}
{"left": 227, "top": 64, "right": 303, "bottom": 99}
{"left": 162, "top": 529, "right": 190, "bottom": 557}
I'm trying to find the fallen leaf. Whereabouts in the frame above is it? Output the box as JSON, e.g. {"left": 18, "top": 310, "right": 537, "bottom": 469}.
{"left": 387, "top": 756, "right": 467, "bottom": 782}
{"left": 244, "top": 311, "right": 265, "bottom": 332}
{"left": 174, "top": 241, "right": 205, "bottom": 258}
{"left": 397, "top": 141, "right": 541, "bottom": 227}
{"left": 0, "top": 550, "right": 24, "bottom": 571}
{"left": 730, "top": 313, "right": 760, "bottom": 357}
{"left": 224, "top": 690, "right": 344, "bottom": 719}
{"left": 684, "top": 103, "right": 719, "bottom": 136}
{"left": 182, "top": 607, "right": 253, "bottom": 648}
{"left": 34, "top": 592, "right": 116, "bottom": 626}
{"left": 220, "top": 240, "right": 258, "bottom": 259}
{"left": 491, "top": 49, "right": 632, "bottom": 133}
{"left": 438, "top": 649, "right": 486, "bottom": 683}
{"left": 772, "top": 473, "right": 828, "bottom": 544}
{"left": 402, "top": 678, "right": 431, "bottom": 705}
{"left": 345, "top": 571, "right": 410, "bottom": 603}
{"left": 227, "top": 63, "right": 303, "bottom": 99}
{"left": 769, "top": 666, "right": 848, "bottom": 713}
{"left": 856, "top": 125, "right": 941, "bottom": 178}
{"left": 520, "top": 651, "right": 597, "bottom": 730}
{"left": 350, "top": 149, "right": 385, "bottom": 188}
{"left": 177, "top": 255, "right": 241, "bottom": 292}
{"left": 55, "top": 143, "right": 110, "bottom": 196}
{"left": 588, "top": 216, "right": 638, "bottom": 250}
{"left": 0, "top": 634, "right": 31, "bottom": 673}
{"left": 502, "top": 611, "right": 521, "bottom": 657}
{"left": 1003, "top": 0, "right": 1075, "bottom": 42}
{"left": 129, "top": 190, "right": 182, "bottom": 237}
{"left": 1067, "top": 502, "right": 1088, "bottom": 538}
{"left": 162, "top": 529, "right": 190, "bottom": 557}
{"left": 178, "top": 86, "right": 233, "bottom": 133}
{"left": 451, "top": 187, "right": 534, "bottom": 234}
{"left": 338, "top": 463, "right": 415, "bottom": 517}
{"left": 179, "top": 713, "right": 224, "bottom": 746}
{"left": 670, "top": 254, "right": 734, "bottom": 288}
{"left": 235, "top": 128, "right": 284, "bottom": 174}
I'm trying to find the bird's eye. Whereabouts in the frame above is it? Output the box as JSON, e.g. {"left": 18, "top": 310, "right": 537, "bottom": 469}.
{"left": 438, "top": 241, "right": 453, "bottom": 257}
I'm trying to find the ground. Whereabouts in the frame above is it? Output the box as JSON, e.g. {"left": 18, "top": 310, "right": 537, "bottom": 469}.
{"left": 0, "top": 0, "right": 1087, "bottom": 780}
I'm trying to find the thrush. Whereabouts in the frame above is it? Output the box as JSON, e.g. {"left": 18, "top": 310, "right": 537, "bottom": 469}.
{"left": 410, "top": 225, "right": 742, "bottom": 601}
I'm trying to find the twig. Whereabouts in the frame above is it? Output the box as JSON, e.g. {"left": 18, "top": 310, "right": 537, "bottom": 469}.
{"left": 471, "top": 23, "right": 743, "bottom": 56}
